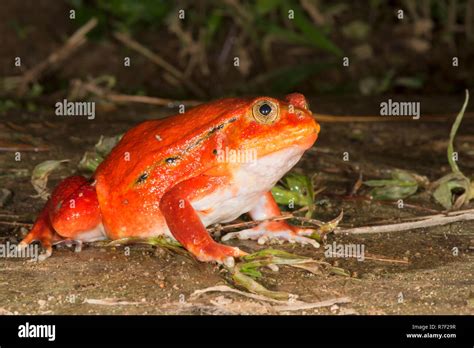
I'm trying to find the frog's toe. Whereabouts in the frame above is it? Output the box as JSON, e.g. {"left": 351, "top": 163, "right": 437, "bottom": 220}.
{"left": 54, "top": 239, "right": 83, "bottom": 253}
{"left": 25, "top": 245, "right": 52, "bottom": 263}
{"left": 221, "top": 221, "right": 320, "bottom": 248}
{"left": 37, "top": 247, "right": 53, "bottom": 262}
{"left": 196, "top": 242, "right": 247, "bottom": 264}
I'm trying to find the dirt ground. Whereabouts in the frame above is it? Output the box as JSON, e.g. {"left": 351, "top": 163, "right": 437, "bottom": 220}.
{"left": 0, "top": 96, "right": 473, "bottom": 315}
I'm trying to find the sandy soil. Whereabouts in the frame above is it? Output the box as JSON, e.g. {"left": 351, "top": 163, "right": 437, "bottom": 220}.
{"left": 0, "top": 96, "right": 473, "bottom": 315}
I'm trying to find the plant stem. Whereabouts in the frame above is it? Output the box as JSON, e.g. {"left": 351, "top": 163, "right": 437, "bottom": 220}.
{"left": 447, "top": 89, "right": 469, "bottom": 173}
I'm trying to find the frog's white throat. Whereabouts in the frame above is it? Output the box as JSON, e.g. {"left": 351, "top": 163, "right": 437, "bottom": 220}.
{"left": 192, "top": 146, "right": 306, "bottom": 226}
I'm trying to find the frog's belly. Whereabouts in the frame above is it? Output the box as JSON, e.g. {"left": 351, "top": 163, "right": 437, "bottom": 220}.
{"left": 191, "top": 146, "right": 305, "bottom": 227}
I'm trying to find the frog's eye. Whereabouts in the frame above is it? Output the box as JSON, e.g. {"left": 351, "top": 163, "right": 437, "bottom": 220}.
{"left": 252, "top": 100, "right": 279, "bottom": 124}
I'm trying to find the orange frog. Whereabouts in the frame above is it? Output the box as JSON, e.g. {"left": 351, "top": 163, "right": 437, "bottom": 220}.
{"left": 19, "top": 93, "right": 320, "bottom": 264}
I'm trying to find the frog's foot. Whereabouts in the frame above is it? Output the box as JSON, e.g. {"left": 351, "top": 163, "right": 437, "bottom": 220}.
{"left": 221, "top": 221, "right": 320, "bottom": 248}
{"left": 194, "top": 241, "right": 247, "bottom": 267}
{"left": 20, "top": 175, "right": 102, "bottom": 261}
{"left": 17, "top": 207, "right": 58, "bottom": 262}
{"left": 53, "top": 239, "right": 83, "bottom": 253}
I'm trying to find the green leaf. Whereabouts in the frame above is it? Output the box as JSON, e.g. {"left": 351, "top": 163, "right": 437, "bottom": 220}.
{"left": 432, "top": 181, "right": 454, "bottom": 209}
{"left": 232, "top": 269, "right": 290, "bottom": 300}
{"left": 271, "top": 173, "right": 315, "bottom": 215}
{"left": 78, "top": 151, "right": 104, "bottom": 172}
{"left": 370, "top": 185, "right": 418, "bottom": 201}
{"left": 285, "top": 6, "right": 343, "bottom": 56}
{"left": 205, "top": 9, "right": 223, "bottom": 44}
{"left": 363, "top": 179, "right": 405, "bottom": 187}
{"left": 364, "top": 169, "right": 419, "bottom": 200}
{"left": 31, "top": 160, "right": 69, "bottom": 200}
{"left": 242, "top": 248, "right": 308, "bottom": 261}
{"left": 246, "top": 62, "right": 332, "bottom": 94}
{"left": 431, "top": 90, "right": 472, "bottom": 209}
{"left": 391, "top": 169, "right": 418, "bottom": 182}
{"left": 0, "top": 99, "right": 17, "bottom": 114}
{"left": 255, "top": 0, "right": 282, "bottom": 15}
{"left": 239, "top": 265, "right": 262, "bottom": 279}
{"left": 94, "top": 134, "right": 123, "bottom": 157}
{"left": 285, "top": 173, "right": 314, "bottom": 198}
{"left": 108, "top": 235, "right": 187, "bottom": 256}
{"left": 431, "top": 172, "right": 471, "bottom": 209}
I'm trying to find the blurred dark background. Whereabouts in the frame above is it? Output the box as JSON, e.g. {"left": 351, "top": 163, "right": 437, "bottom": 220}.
{"left": 0, "top": 0, "right": 473, "bottom": 104}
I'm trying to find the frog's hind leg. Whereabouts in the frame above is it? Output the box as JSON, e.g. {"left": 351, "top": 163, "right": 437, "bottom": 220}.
{"left": 17, "top": 206, "right": 63, "bottom": 261}
{"left": 221, "top": 192, "right": 320, "bottom": 248}
{"left": 18, "top": 176, "right": 104, "bottom": 260}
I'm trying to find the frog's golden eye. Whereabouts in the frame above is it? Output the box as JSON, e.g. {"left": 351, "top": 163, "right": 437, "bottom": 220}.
{"left": 252, "top": 100, "right": 279, "bottom": 124}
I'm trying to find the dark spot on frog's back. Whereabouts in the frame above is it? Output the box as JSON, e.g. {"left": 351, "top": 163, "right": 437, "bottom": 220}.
{"left": 165, "top": 157, "right": 179, "bottom": 164}
{"left": 208, "top": 118, "right": 236, "bottom": 135}
{"left": 209, "top": 123, "right": 225, "bottom": 134}
{"left": 135, "top": 172, "right": 149, "bottom": 184}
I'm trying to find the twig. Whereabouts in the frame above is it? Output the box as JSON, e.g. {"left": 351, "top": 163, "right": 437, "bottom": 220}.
{"left": 191, "top": 285, "right": 290, "bottom": 304}
{"left": 83, "top": 298, "right": 144, "bottom": 306}
{"left": 208, "top": 215, "right": 295, "bottom": 234}
{"left": 325, "top": 251, "right": 409, "bottom": 264}
{"left": 12, "top": 18, "right": 98, "bottom": 96}
{"left": 190, "top": 285, "right": 351, "bottom": 311}
{"left": 113, "top": 31, "right": 205, "bottom": 98}
{"left": 71, "top": 78, "right": 200, "bottom": 107}
{"left": 0, "top": 221, "right": 32, "bottom": 227}
{"left": 336, "top": 208, "right": 474, "bottom": 235}
{"left": 0, "top": 142, "right": 50, "bottom": 152}
{"left": 314, "top": 113, "right": 473, "bottom": 123}
{"left": 0, "top": 214, "right": 22, "bottom": 218}
{"left": 273, "top": 297, "right": 351, "bottom": 311}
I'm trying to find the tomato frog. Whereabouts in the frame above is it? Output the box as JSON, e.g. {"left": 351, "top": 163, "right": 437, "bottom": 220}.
{"left": 19, "top": 93, "right": 320, "bottom": 265}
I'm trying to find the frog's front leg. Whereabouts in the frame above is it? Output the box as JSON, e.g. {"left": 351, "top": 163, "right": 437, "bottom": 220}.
{"left": 222, "top": 192, "right": 320, "bottom": 248}
{"left": 160, "top": 175, "right": 247, "bottom": 264}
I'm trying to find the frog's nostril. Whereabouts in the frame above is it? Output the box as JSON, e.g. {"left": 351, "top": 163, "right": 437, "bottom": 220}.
{"left": 285, "top": 93, "right": 309, "bottom": 111}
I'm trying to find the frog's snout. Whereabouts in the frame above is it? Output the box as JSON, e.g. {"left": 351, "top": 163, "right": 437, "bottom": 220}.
{"left": 297, "top": 110, "right": 320, "bottom": 149}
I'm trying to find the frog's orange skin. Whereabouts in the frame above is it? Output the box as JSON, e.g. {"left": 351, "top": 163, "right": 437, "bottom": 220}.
{"left": 19, "top": 93, "right": 320, "bottom": 263}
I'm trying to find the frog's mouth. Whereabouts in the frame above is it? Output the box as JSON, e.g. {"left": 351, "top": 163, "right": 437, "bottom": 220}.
{"left": 253, "top": 126, "right": 318, "bottom": 159}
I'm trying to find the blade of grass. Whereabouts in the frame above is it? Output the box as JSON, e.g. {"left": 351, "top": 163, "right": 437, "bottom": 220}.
{"left": 448, "top": 90, "right": 469, "bottom": 173}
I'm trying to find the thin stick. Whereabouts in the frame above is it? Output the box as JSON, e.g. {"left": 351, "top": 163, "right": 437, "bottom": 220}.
{"left": 336, "top": 209, "right": 474, "bottom": 235}
{"left": 191, "top": 285, "right": 290, "bottom": 304}
{"left": 0, "top": 221, "right": 33, "bottom": 227}
{"left": 15, "top": 18, "right": 98, "bottom": 96}
{"left": 74, "top": 79, "right": 200, "bottom": 107}
{"left": 273, "top": 297, "right": 351, "bottom": 311}
{"left": 113, "top": 31, "right": 205, "bottom": 98}
{"left": 105, "top": 94, "right": 200, "bottom": 107}
{"left": 190, "top": 285, "right": 351, "bottom": 311}
{"left": 208, "top": 215, "right": 294, "bottom": 233}
{"left": 314, "top": 113, "right": 473, "bottom": 123}
{"left": 325, "top": 251, "right": 409, "bottom": 264}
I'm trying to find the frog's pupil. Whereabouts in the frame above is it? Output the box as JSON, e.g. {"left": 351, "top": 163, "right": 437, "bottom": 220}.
{"left": 259, "top": 103, "right": 272, "bottom": 116}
